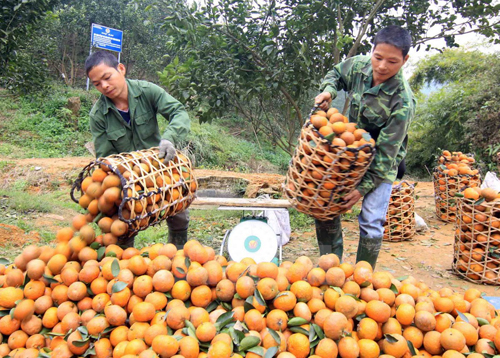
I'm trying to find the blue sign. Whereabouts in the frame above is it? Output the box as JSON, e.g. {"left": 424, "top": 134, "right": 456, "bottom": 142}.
{"left": 91, "top": 23, "right": 123, "bottom": 53}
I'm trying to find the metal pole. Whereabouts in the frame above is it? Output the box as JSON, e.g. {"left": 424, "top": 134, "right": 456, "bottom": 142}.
{"left": 118, "top": 52, "right": 121, "bottom": 64}
{"left": 86, "top": 26, "right": 93, "bottom": 91}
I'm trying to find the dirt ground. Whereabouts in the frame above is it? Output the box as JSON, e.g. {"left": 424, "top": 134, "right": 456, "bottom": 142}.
{"left": 1, "top": 155, "right": 499, "bottom": 295}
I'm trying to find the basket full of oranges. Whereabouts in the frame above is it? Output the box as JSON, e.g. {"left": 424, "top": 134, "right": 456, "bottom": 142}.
{"left": 283, "top": 107, "right": 376, "bottom": 221}
{"left": 453, "top": 187, "right": 500, "bottom": 285}
{"left": 383, "top": 181, "right": 416, "bottom": 242}
{"left": 433, "top": 150, "right": 481, "bottom": 222}
{"left": 71, "top": 148, "right": 197, "bottom": 239}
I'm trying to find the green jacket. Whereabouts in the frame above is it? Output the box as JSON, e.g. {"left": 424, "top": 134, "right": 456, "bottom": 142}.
{"left": 320, "top": 55, "right": 415, "bottom": 196}
{"left": 89, "top": 79, "right": 190, "bottom": 158}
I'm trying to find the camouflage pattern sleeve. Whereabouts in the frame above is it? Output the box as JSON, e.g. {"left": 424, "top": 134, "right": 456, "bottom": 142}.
{"left": 356, "top": 100, "right": 414, "bottom": 196}
{"left": 320, "top": 56, "right": 359, "bottom": 99}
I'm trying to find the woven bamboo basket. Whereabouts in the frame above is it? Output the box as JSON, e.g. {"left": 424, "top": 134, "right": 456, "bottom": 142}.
{"left": 433, "top": 167, "right": 481, "bottom": 222}
{"left": 283, "top": 122, "right": 376, "bottom": 221}
{"left": 71, "top": 148, "right": 197, "bottom": 238}
{"left": 383, "top": 181, "right": 416, "bottom": 242}
{"left": 452, "top": 197, "right": 500, "bottom": 285}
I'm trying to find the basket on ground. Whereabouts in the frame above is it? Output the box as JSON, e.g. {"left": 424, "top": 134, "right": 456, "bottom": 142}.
{"left": 383, "top": 181, "right": 416, "bottom": 242}
{"left": 452, "top": 188, "right": 500, "bottom": 285}
{"left": 283, "top": 108, "right": 376, "bottom": 221}
{"left": 71, "top": 148, "right": 197, "bottom": 239}
{"left": 433, "top": 151, "right": 481, "bottom": 223}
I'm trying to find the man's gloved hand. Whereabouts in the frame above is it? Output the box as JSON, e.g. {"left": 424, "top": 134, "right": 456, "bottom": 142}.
{"left": 158, "top": 139, "right": 176, "bottom": 163}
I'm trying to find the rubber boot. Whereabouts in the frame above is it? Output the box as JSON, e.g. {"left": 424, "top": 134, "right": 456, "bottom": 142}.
{"left": 356, "top": 236, "right": 382, "bottom": 269}
{"left": 118, "top": 235, "right": 135, "bottom": 249}
{"left": 315, "top": 216, "right": 343, "bottom": 261}
{"left": 168, "top": 229, "right": 188, "bottom": 250}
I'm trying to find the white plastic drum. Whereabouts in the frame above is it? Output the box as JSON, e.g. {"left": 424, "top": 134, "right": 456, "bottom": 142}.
{"left": 226, "top": 219, "right": 278, "bottom": 263}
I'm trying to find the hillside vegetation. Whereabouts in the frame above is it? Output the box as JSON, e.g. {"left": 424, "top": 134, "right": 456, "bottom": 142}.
{"left": 0, "top": 85, "right": 289, "bottom": 174}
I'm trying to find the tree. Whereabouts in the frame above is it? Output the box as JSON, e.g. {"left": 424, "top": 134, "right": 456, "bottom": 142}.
{"left": 155, "top": 0, "right": 500, "bottom": 155}
{"left": 407, "top": 49, "right": 500, "bottom": 175}
{"left": 0, "top": 0, "right": 59, "bottom": 70}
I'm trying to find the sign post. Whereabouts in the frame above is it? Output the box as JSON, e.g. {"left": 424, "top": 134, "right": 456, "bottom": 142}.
{"left": 86, "top": 23, "right": 124, "bottom": 90}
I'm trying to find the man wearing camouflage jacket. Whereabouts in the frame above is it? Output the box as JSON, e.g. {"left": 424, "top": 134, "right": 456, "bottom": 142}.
{"left": 314, "top": 26, "right": 416, "bottom": 268}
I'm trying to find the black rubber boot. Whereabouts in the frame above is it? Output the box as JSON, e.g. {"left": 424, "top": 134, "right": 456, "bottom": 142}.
{"left": 168, "top": 229, "right": 188, "bottom": 250}
{"left": 118, "top": 235, "right": 135, "bottom": 249}
{"left": 315, "top": 216, "right": 343, "bottom": 261}
{"left": 356, "top": 236, "right": 382, "bottom": 269}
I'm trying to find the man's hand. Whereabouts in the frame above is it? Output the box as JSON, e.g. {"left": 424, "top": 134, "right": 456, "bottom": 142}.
{"left": 340, "top": 189, "right": 362, "bottom": 211}
{"left": 158, "top": 139, "right": 176, "bottom": 163}
{"left": 314, "top": 92, "right": 332, "bottom": 111}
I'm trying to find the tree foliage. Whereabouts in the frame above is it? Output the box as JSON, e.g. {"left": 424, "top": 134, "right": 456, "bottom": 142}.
{"left": 407, "top": 49, "right": 500, "bottom": 175}
{"left": 0, "top": 0, "right": 58, "bottom": 68}
{"left": 154, "top": 0, "right": 500, "bottom": 155}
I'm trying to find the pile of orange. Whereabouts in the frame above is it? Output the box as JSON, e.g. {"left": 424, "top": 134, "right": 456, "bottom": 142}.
{"left": 1, "top": 235, "right": 500, "bottom": 357}
{"left": 383, "top": 181, "right": 416, "bottom": 242}
{"left": 434, "top": 150, "right": 481, "bottom": 222}
{"left": 284, "top": 108, "right": 375, "bottom": 219}
{"left": 454, "top": 186, "right": 500, "bottom": 284}
{"left": 74, "top": 149, "right": 196, "bottom": 243}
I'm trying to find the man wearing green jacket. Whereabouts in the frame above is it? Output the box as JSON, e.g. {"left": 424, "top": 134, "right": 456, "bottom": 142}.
{"left": 85, "top": 50, "right": 191, "bottom": 249}
{"left": 314, "top": 26, "right": 416, "bottom": 268}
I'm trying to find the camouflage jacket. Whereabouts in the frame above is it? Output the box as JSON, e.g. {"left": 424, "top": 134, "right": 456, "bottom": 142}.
{"left": 90, "top": 79, "right": 190, "bottom": 158}
{"left": 320, "top": 55, "right": 415, "bottom": 196}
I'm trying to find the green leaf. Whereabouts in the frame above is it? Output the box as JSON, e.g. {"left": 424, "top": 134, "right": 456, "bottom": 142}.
{"left": 77, "top": 326, "right": 89, "bottom": 337}
{"left": 396, "top": 275, "right": 408, "bottom": 281}
{"left": 112, "top": 281, "right": 128, "bottom": 293}
{"left": 268, "top": 328, "right": 281, "bottom": 345}
{"left": 385, "top": 333, "right": 399, "bottom": 343}
{"left": 456, "top": 310, "right": 469, "bottom": 323}
{"left": 0, "top": 258, "right": 10, "bottom": 265}
{"left": 90, "top": 242, "right": 101, "bottom": 250}
{"left": 111, "top": 259, "right": 120, "bottom": 278}
{"left": 355, "top": 313, "right": 367, "bottom": 321}
{"left": 72, "top": 339, "right": 89, "bottom": 347}
{"left": 361, "top": 132, "right": 372, "bottom": 141}
{"left": 185, "top": 257, "right": 191, "bottom": 269}
{"left": 185, "top": 319, "right": 196, "bottom": 333}
{"left": 312, "top": 323, "right": 325, "bottom": 340}
{"left": 229, "top": 326, "right": 244, "bottom": 345}
{"left": 176, "top": 267, "right": 185, "bottom": 275}
{"left": 332, "top": 286, "right": 343, "bottom": 294}
{"left": 478, "top": 317, "right": 490, "bottom": 326}
{"left": 264, "top": 346, "right": 279, "bottom": 358}
{"left": 105, "top": 251, "right": 117, "bottom": 257}
{"left": 288, "top": 317, "right": 309, "bottom": 326}
{"left": 97, "top": 246, "right": 105, "bottom": 261}
{"left": 238, "top": 335, "right": 261, "bottom": 351}
{"left": 247, "top": 346, "right": 265, "bottom": 355}
{"left": 289, "top": 326, "right": 309, "bottom": 335}
{"left": 254, "top": 289, "right": 266, "bottom": 307}
{"left": 215, "top": 311, "right": 235, "bottom": 331}
{"left": 42, "top": 274, "right": 59, "bottom": 284}
{"left": 474, "top": 197, "right": 486, "bottom": 205}
{"left": 309, "top": 323, "right": 316, "bottom": 342}
{"left": 390, "top": 283, "right": 399, "bottom": 294}
{"left": 407, "top": 340, "right": 417, "bottom": 355}
{"left": 206, "top": 301, "right": 218, "bottom": 313}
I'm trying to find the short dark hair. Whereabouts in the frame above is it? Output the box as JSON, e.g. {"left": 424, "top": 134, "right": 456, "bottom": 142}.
{"left": 373, "top": 26, "right": 412, "bottom": 57}
{"left": 85, "top": 51, "right": 119, "bottom": 75}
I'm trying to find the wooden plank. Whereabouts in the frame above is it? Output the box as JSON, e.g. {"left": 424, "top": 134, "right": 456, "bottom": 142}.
{"left": 191, "top": 197, "right": 292, "bottom": 209}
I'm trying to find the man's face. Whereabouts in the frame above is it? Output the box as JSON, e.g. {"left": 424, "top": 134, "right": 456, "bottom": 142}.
{"left": 371, "top": 43, "right": 409, "bottom": 85}
{"left": 88, "top": 63, "right": 127, "bottom": 99}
